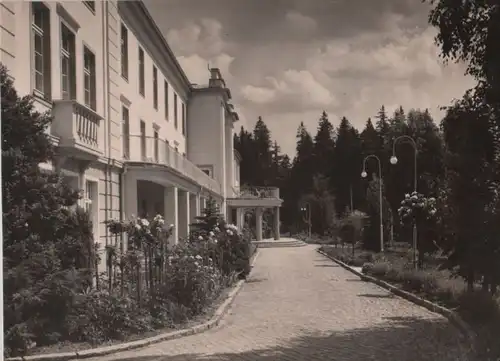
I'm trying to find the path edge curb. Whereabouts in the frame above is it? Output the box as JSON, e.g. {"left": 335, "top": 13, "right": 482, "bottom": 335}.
{"left": 11, "top": 250, "right": 261, "bottom": 361}
{"left": 316, "top": 248, "right": 476, "bottom": 346}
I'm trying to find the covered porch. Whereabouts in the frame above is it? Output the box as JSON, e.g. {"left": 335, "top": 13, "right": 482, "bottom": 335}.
{"left": 123, "top": 167, "right": 222, "bottom": 246}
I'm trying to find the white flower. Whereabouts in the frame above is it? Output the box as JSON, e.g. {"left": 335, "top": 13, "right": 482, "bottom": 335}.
{"left": 198, "top": 235, "right": 203, "bottom": 241}
{"left": 189, "top": 255, "right": 194, "bottom": 259}
{"left": 405, "top": 193, "right": 410, "bottom": 198}
{"left": 158, "top": 219, "right": 165, "bottom": 225}
{"left": 429, "top": 197, "right": 436, "bottom": 203}
{"left": 214, "top": 227, "right": 220, "bottom": 232}
{"left": 141, "top": 219, "right": 150, "bottom": 227}
{"left": 194, "top": 261, "right": 199, "bottom": 267}
{"left": 429, "top": 209, "right": 436, "bottom": 215}
{"left": 135, "top": 224, "right": 141, "bottom": 230}
{"left": 170, "top": 224, "right": 174, "bottom": 228}
{"left": 213, "top": 239, "right": 218, "bottom": 244}
{"left": 195, "top": 255, "right": 202, "bottom": 260}
{"left": 227, "top": 230, "right": 233, "bottom": 236}
{"left": 411, "top": 195, "right": 418, "bottom": 200}
{"left": 209, "top": 231, "right": 215, "bottom": 237}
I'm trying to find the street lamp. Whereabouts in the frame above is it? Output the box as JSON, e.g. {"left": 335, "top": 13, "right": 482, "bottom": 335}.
{"left": 361, "top": 155, "right": 384, "bottom": 252}
{"left": 300, "top": 203, "right": 311, "bottom": 238}
{"left": 391, "top": 135, "right": 418, "bottom": 269}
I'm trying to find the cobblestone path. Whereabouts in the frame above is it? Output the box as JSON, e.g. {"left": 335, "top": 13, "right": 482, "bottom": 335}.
{"left": 86, "top": 243, "right": 470, "bottom": 361}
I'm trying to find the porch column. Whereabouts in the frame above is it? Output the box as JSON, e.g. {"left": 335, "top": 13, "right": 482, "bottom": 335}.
{"left": 124, "top": 175, "right": 138, "bottom": 220}
{"left": 274, "top": 206, "right": 280, "bottom": 240}
{"left": 256, "top": 207, "right": 263, "bottom": 242}
{"left": 178, "top": 190, "right": 190, "bottom": 240}
{"left": 236, "top": 208, "right": 243, "bottom": 230}
{"left": 165, "top": 186, "right": 178, "bottom": 246}
{"left": 189, "top": 193, "right": 199, "bottom": 223}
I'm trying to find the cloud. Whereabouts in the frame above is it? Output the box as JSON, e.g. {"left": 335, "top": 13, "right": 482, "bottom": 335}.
{"left": 241, "top": 70, "right": 336, "bottom": 112}
{"left": 285, "top": 11, "right": 317, "bottom": 34}
{"left": 147, "top": 0, "right": 475, "bottom": 157}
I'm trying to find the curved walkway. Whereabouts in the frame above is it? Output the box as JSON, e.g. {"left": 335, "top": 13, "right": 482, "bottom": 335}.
{"left": 88, "top": 244, "right": 470, "bottom": 361}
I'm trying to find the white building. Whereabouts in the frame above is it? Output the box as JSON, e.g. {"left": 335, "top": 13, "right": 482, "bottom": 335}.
{"left": 0, "top": 0, "right": 282, "bottom": 270}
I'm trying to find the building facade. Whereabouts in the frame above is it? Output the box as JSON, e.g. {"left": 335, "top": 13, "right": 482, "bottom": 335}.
{"left": 0, "top": 0, "right": 282, "bottom": 270}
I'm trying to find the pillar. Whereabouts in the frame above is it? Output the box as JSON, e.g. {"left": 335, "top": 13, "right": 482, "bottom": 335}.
{"left": 164, "top": 186, "right": 178, "bottom": 246}
{"left": 256, "top": 207, "right": 263, "bottom": 242}
{"left": 236, "top": 208, "right": 244, "bottom": 230}
{"left": 273, "top": 206, "right": 280, "bottom": 240}
{"left": 189, "top": 193, "right": 199, "bottom": 224}
{"left": 178, "top": 190, "right": 190, "bottom": 240}
{"left": 240, "top": 208, "right": 245, "bottom": 230}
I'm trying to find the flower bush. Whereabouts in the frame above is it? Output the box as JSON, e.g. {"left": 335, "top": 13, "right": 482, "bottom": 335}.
{"left": 398, "top": 191, "right": 437, "bottom": 224}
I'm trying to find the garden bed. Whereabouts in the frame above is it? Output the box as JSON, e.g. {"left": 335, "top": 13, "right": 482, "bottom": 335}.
{"left": 319, "top": 245, "right": 500, "bottom": 360}
{"left": 26, "top": 284, "right": 235, "bottom": 356}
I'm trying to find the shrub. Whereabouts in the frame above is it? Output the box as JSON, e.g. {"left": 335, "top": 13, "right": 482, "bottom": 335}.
{"left": 370, "top": 262, "right": 391, "bottom": 277}
{"left": 401, "top": 270, "right": 439, "bottom": 294}
{"left": 2, "top": 64, "right": 96, "bottom": 356}
{"left": 457, "top": 291, "right": 500, "bottom": 325}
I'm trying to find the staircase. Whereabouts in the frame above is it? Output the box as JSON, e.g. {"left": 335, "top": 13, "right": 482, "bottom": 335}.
{"left": 252, "top": 238, "right": 307, "bottom": 248}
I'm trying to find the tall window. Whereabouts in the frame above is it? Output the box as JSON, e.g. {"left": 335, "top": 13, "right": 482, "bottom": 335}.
{"left": 140, "top": 120, "right": 146, "bottom": 160}
{"left": 83, "top": 47, "right": 96, "bottom": 110}
{"left": 138, "top": 47, "right": 145, "bottom": 96}
{"left": 84, "top": 180, "right": 95, "bottom": 214}
{"left": 32, "top": 2, "right": 51, "bottom": 98}
{"left": 120, "top": 24, "right": 128, "bottom": 79}
{"left": 60, "top": 23, "right": 76, "bottom": 100}
{"left": 152, "top": 66, "right": 158, "bottom": 109}
{"left": 181, "top": 103, "right": 186, "bottom": 135}
{"left": 122, "top": 106, "right": 130, "bottom": 159}
{"left": 164, "top": 81, "right": 169, "bottom": 120}
{"left": 153, "top": 129, "right": 159, "bottom": 162}
{"left": 174, "top": 93, "right": 178, "bottom": 129}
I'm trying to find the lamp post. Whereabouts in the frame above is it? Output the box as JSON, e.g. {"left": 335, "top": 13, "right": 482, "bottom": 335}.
{"left": 361, "top": 154, "right": 384, "bottom": 252}
{"left": 390, "top": 135, "right": 418, "bottom": 269}
{"left": 300, "top": 203, "right": 311, "bottom": 238}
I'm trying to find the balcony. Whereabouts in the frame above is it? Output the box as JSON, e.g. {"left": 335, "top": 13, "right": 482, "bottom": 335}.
{"left": 227, "top": 186, "right": 282, "bottom": 208}
{"left": 124, "top": 135, "right": 221, "bottom": 194}
{"left": 51, "top": 100, "right": 103, "bottom": 159}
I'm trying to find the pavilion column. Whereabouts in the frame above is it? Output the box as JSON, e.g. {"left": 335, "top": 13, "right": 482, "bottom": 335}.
{"left": 256, "top": 207, "right": 263, "bottom": 242}
{"left": 274, "top": 206, "right": 280, "bottom": 240}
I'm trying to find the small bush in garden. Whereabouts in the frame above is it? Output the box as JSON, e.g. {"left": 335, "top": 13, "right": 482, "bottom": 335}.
{"left": 385, "top": 268, "right": 404, "bottom": 283}
{"left": 369, "top": 262, "right": 391, "bottom": 277}
{"left": 350, "top": 257, "right": 367, "bottom": 267}
{"left": 457, "top": 291, "right": 500, "bottom": 325}
{"left": 401, "top": 270, "right": 438, "bottom": 294}
{"left": 65, "top": 290, "right": 153, "bottom": 344}
{"left": 362, "top": 262, "right": 374, "bottom": 274}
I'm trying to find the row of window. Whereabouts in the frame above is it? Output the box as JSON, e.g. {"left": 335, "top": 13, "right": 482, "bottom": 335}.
{"left": 121, "top": 105, "right": 182, "bottom": 162}
{"left": 120, "top": 24, "right": 187, "bottom": 136}
{"left": 32, "top": 2, "right": 187, "bottom": 140}
{"left": 32, "top": 2, "right": 97, "bottom": 110}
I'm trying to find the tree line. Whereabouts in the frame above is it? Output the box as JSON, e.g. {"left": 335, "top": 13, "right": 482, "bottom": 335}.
{"left": 235, "top": 101, "right": 499, "bottom": 292}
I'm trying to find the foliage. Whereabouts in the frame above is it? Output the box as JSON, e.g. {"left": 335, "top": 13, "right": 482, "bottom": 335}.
{"left": 2, "top": 63, "right": 98, "bottom": 356}
{"left": 337, "top": 210, "right": 367, "bottom": 246}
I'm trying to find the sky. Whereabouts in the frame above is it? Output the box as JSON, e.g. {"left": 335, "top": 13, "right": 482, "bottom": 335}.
{"left": 144, "top": 0, "right": 476, "bottom": 157}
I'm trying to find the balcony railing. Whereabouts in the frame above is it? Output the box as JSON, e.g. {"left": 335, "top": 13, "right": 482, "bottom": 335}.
{"left": 125, "top": 135, "right": 221, "bottom": 194}
{"left": 51, "top": 100, "right": 102, "bottom": 157}
{"left": 233, "top": 186, "right": 280, "bottom": 199}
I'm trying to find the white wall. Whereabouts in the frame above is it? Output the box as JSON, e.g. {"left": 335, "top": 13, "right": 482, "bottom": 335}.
{"left": 117, "top": 9, "right": 187, "bottom": 160}
{"left": 187, "top": 92, "right": 225, "bottom": 186}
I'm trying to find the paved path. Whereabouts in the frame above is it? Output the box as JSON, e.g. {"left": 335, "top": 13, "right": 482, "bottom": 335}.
{"left": 87, "top": 244, "right": 470, "bottom": 361}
